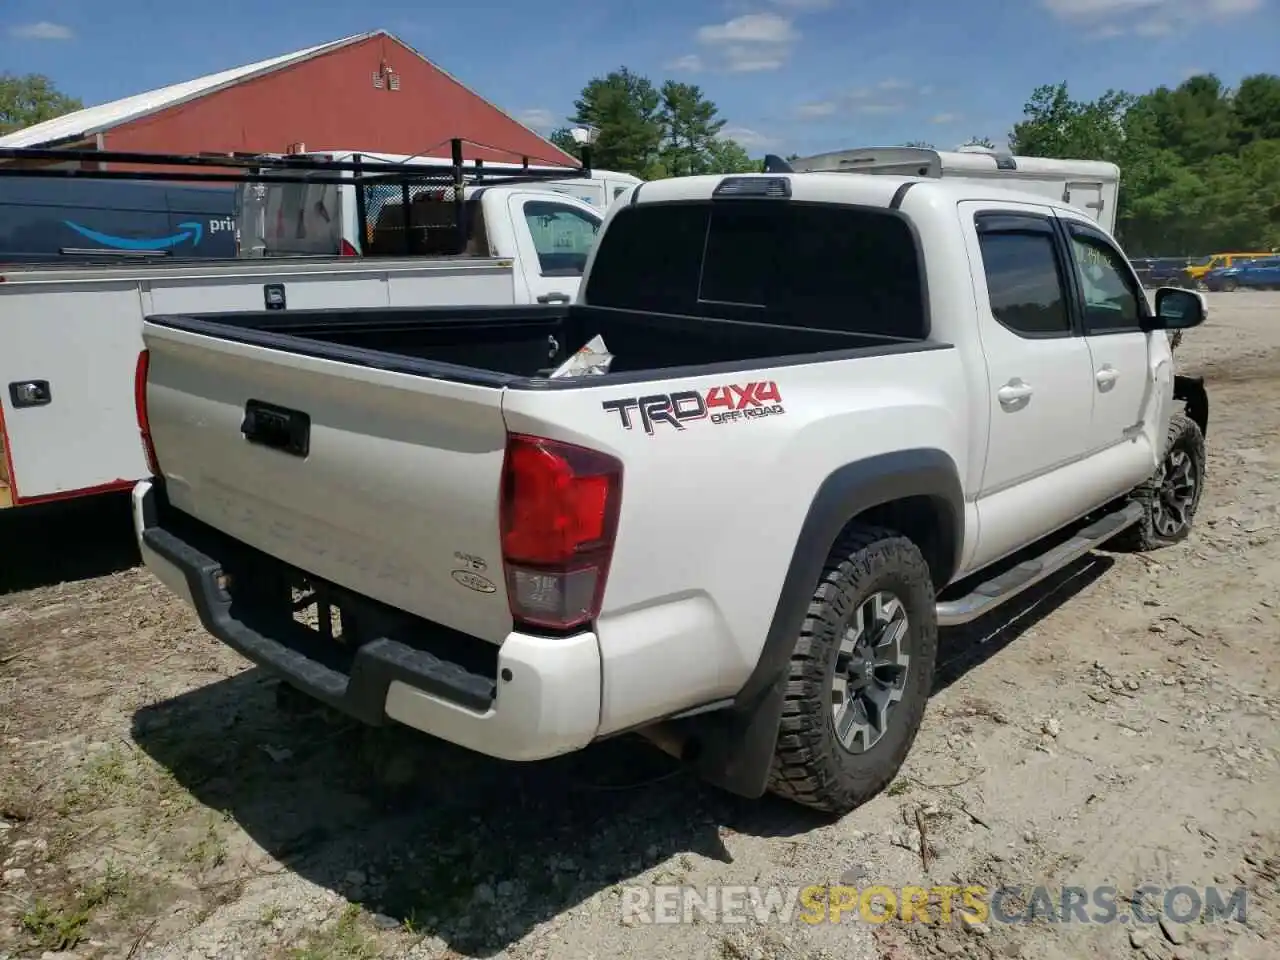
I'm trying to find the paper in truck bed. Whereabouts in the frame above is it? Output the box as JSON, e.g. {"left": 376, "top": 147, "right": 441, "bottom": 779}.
{"left": 550, "top": 334, "right": 614, "bottom": 377}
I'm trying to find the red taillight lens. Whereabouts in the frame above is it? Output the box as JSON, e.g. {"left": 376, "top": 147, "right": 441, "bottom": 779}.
{"left": 500, "top": 433, "right": 623, "bottom": 631}
{"left": 134, "top": 350, "right": 160, "bottom": 475}
{"left": 339, "top": 238, "right": 359, "bottom": 257}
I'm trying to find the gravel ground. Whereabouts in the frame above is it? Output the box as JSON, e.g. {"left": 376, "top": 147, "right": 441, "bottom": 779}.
{"left": 1, "top": 292, "right": 1278, "bottom": 960}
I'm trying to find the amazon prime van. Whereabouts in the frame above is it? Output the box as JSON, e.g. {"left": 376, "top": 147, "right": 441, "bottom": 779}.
{"left": 0, "top": 178, "right": 237, "bottom": 265}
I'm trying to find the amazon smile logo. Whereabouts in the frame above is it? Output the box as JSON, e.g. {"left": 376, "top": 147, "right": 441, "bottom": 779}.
{"left": 63, "top": 219, "right": 206, "bottom": 251}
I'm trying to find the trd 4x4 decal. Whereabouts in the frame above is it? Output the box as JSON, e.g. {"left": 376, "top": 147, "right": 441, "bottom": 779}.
{"left": 602, "top": 381, "right": 785, "bottom": 435}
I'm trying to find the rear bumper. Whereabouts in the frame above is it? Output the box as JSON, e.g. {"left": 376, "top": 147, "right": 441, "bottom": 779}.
{"left": 131, "top": 479, "right": 602, "bottom": 761}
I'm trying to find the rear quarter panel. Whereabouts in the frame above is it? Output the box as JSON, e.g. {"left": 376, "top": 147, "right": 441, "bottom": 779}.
{"left": 503, "top": 348, "right": 968, "bottom": 734}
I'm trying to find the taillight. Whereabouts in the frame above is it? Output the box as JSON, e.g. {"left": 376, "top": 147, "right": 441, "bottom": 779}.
{"left": 500, "top": 433, "right": 623, "bottom": 631}
{"left": 134, "top": 350, "right": 160, "bottom": 475}
{"left": 339, "top": 238, "right": 359, "bottom": 257}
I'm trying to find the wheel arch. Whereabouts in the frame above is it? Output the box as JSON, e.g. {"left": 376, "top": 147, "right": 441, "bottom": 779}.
{"left": 667, "top": 447, "right": 965, "bottom": 799}
{"left": 1174, "top": 374, "right": 1209, "bottom": 438}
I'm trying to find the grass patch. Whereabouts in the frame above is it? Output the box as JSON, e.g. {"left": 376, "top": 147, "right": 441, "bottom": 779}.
{"left": 183, "top": 817, "right": 229, "bottom": 870}
{"left": 57, "top": 744, "right": 138, "bottom": 814}
{"left": 290, "top": 904, "right": 381, "bottom": 959}
{"left": 886, "top": 778, "right": 911, "bottom": 796}
{"left": 19, "top": 862, "right": 131, "bottom": 951}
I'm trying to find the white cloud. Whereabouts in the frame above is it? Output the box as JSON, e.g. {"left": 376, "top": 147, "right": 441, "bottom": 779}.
{"left": 515, "top": 109, "right": 558, "bottom": 134}
{"left": 796, "top": 101, "right": 839, "bottom": 118}
{"left": 858, "top": 103, "right": 903, "bottom": 115}
{"left": 664, "top": 54, "right": 706, "bottom": 73}
{"left": 930, "top": 112, "right": 961, "bottom": 124}
{"left": 1044, "top": 0, "right": 1261, "bottom": 36}
{"left": 795, "top": 81, "right": 919, "bottom": 120}
{"left": 697, "top": 12, "right": 799, "bottom": 44}
{"left": 1208, "top": 0, "right": 1262, "bottom": 11}
{"left": 1043, "top": 0, "right": 1163, "bottom": 17}
{"left": 723, "top": 45, "right": 792, "bottom": 72}
{"left": 8, "top": 21, "right": 74, "bottom": 41}
{"left": 719, "top": 125, "right": 779, "bottom": 149}
{"left": 696, "top": 13, "right": 799, "bottom": 71}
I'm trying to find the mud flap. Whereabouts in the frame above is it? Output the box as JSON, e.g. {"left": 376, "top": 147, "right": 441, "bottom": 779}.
{"left": 662, "top": 678, "right": 787, "bottom": 800}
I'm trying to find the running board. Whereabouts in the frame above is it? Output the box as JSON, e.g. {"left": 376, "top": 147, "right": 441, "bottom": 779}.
{"left": 935, "top": 501, "right": 1143, "bottom": 627}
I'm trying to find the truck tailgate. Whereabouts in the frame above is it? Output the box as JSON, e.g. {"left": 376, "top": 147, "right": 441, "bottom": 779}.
{"left": 141, "top": 320, "right": 513, "bottom": 645}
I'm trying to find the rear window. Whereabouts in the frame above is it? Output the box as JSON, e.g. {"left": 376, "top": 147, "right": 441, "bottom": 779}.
{"left": 238, "top": 179, "right": 341, "bottom": 257}
{"left": 584, "top": 198, "right": 927, "bottom": 339}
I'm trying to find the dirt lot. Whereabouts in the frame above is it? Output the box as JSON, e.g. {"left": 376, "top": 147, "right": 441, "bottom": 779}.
{"left": 2, "top": 292, "right": 1278, "bottom": 960}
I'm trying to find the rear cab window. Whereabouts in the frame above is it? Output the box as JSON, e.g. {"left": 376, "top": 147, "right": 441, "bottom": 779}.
{"left": 582, "top": 197, "right": 928, "bottom": 340}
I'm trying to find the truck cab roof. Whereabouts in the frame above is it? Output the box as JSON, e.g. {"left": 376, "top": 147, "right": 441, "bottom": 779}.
{"left": 625, "top": 172, "right": 1109, "bottom": 234}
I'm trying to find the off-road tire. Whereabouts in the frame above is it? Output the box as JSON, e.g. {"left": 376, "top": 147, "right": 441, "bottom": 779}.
{"left": 767, "top": 524, "right": 938, "bottom": 816}
{"left": 1111, "top": 413, "right": 1206, "bottom": 552}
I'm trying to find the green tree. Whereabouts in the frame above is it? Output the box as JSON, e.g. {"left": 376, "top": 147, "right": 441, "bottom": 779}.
{"left": 0, "top": 73, "right": 82, "bottom": 135}
{"left": 960, "top": 136, "right": 997, "bottom": 149}
{"left": 1233, "top": 73, "right": 1280, "bottom": 144}
{"left": 703, "top": 138, "right": 758, "bottom": 174}
{"left": 1007, "top": 74, "right": 1280, "bottom": 255}
{"left": 903, "top": 140, "right": 935, "bottom": 148}
{"left": 658, "top": 81, "right": 726, "bottom": 177}
{"left": 1008, "top": 83, "right": 1132, "bottom": 160}
{"left": 549, "top": 67, "right": 664, "bottom": 177}
{"left": 551, "top": 67, "right": 767, "bottom": 179}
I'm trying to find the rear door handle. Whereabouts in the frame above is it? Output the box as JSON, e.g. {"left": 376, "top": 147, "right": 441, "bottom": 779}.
{"left": 537, "top": 292, "right": 571, "bottom": 304}
{"left": 997, "top": 379, "right": 1033, "bottom": 405}
{"left": 1095, "top": 365, "right": 1118, "bottom": 389}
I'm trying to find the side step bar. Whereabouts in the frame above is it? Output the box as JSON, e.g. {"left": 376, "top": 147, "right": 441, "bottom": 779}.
{"left": 935, "top": 501, "right": 1144, "bottom": 627}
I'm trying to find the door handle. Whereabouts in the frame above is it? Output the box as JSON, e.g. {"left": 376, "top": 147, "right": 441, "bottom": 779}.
{"left": 997, "top": 379, "right": 1033, "bottom": 405}
{"left": 1095, "top": 365, "right": 1118, "bottom": 389}
{"left": 537, "top": 292, "right": 571, "bottom": 304}
{"left": 8, "top": 380, "right": 52, "bottom": 408}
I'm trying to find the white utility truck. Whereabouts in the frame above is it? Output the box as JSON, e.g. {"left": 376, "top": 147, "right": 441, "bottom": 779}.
{"left": 0, "top": 145, "right": 603, "bottom": 509}
{"left": 133, "top": 165, "right": 1210, "bottom": 815}
{"left": 234, "top": 149, "right": 641, "bottom": 260}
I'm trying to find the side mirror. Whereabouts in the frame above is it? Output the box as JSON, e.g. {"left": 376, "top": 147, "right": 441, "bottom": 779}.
{"left": 1146, "top": 286, "right": 1206, "bottom": 331}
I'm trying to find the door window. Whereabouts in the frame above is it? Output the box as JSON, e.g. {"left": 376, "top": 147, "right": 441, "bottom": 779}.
{"left": 521, "top": 200, "right": 601, "bottom": 276}
{"left": 974, "top": 218, "right": 1072, "bottom": 338}
{"left": 1066, "top": 227, "right": 1143, "bottom": 334}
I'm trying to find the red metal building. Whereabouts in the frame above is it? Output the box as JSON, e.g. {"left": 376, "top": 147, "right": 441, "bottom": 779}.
{"left": 0, "top": 30, "right": 574, "bottom": 166}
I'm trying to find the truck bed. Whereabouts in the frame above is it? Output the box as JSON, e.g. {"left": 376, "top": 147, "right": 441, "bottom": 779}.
{"left": 144, "top": 303, "right": 934, "bottom": 386}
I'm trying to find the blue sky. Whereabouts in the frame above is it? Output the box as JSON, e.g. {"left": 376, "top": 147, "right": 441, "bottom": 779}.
{"left": 2, "top": 0, "right": 1276, "bottom": 157}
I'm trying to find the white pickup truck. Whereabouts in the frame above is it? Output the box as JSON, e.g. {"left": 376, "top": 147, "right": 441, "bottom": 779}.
{"left": 0, "top": 185, "right": 600, "bottom": 509}
{"left": 132, "top": 169, "right": 1210, "bottom": 815}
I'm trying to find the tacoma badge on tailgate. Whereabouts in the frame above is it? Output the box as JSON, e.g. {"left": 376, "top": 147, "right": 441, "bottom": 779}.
{"left": 601, "top": 381, "right": 785, "bottom": 435}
